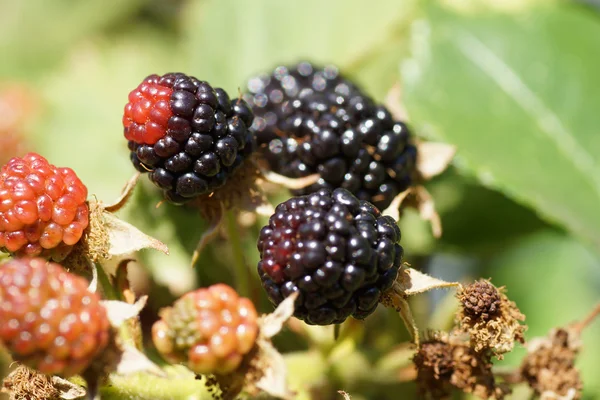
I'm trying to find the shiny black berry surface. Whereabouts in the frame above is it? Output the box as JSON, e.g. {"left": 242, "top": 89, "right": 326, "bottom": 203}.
{"left": 257, "top": 188, "right": 403, "bottom": 325}
{"left": 244, "top": 62, "right": 417, "bottom": 210}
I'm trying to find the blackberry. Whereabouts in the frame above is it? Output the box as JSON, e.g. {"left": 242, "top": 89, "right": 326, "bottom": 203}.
{"left": 244, "top": 62, "right": 362, "bottom": 146}
{"left": 0, "top": 257, "right": 110, "bottom": 377}
{"left": 257, "top": 188, "right": 403, "bottom": 325}
{"left": 123, "top": 73, "right": 256, "bottom": 204}
{"left": 152, "top": 284, "right": 258, "bottom": 375}
{"left": 244, "top": 62, "right": 417, "bottom": 210}
{"left": 0, "top": 153, "right": 89, "bottom": 260}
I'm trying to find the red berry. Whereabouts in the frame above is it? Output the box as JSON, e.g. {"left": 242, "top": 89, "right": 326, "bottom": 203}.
{"left": 0, "top": 153, "right": 89, "bottom": 259}
{"left": 152, "top": 284, "right": 259, "bottom": 375}
{"left": 0, "top": 257, "right": 110, "bottom": 377}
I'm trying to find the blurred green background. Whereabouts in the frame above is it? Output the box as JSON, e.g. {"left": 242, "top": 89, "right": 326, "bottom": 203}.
{"left": 1, "top": 0, "right": 599, "bottom": 399}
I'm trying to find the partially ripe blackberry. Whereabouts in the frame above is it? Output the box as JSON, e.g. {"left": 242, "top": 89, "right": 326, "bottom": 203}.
{"left": 244, "top": 62, "right": 417, "bottom": 210}
{"left": 257, "top": 188, "right": 403, "bottom": 325}
{"left": 152, "top": 284, "right": 259, "bottom": 375}
{"left": 123, "top": 73, "right": 256, "bottom": 204}
{"left": 0, "top": 153, "right": 89, "bottom": 260}
{"left": 0, "top": 257, "right": 110, "bottom": 377}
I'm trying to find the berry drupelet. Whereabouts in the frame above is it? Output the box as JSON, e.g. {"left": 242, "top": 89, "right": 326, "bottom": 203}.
{"left": 0, "top": 153, "right": 89, "bottom": 260}
{"left": 0, "top": 257, "right": 110, "bottom": 377}
{"left": 123, "top": 73, "right": 256, "bottom": 204}
{"left": 152, "top": 284, "right": 259, "bottom": 375}
{"left": 257, "top": 188, "right": 403, "bottom": 325}
{"left": 244, "top": 62, "right": 418, "bottom": 210}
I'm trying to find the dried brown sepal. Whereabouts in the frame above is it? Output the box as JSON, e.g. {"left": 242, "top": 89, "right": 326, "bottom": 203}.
{"left": 101, "top": 296, "right": 148, "bottom": 328}
{"left": 413, "top": 333, "right": 510, "bottom": 400}
{"left": 383, "top": 185, "right": 443, "bottom": 238}
{"left": 103, "top": 211, "right": 169, "bottom": 257}
{"left": 1, "top": 365, "right": 86, "bottom": 400}
{"left": 103, "top": 172, "right": 141, "bottom": 213}
{"left": 63, "top": 172, "right": 142, "bottom": 274}
{"left": 456, "top": 280, "right": 526, "bottom": 357}
{"left": 416, "top": 140, "right": 457, "bottom": 181}
{"left": 518, "top": 304, "right": 600, "bottom": 400}
{"left": 61, "top": 181, "right": 168, "bottom": 277}
{"left": 260, "top": 169, "right": 320, "bottom": 190}
{"left": 338, "top": 390, "right": 352, "bottom": 400}
{"left": 381, "top": 265, "right": 460, "bottom": 345}
{"left": 519, "top": 328, "right": 582, "bottom": 400}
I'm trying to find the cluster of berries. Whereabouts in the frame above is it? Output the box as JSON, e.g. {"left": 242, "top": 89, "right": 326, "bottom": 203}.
{"left": 0, "top": 62, "right": 415, "bottom": 391}
{"left": 120, "top": 66, "right": 413, "bottom": 326}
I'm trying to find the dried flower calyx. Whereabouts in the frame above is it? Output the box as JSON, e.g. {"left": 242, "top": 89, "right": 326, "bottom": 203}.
{"left": 459, "top": 280, "right": 501, "bottom": 320}
{"left": 456, "top": 280, "right": 526, "bottom": 356}
{"left": 519, "top": 328, "right": 583, "bottom": 400}
{"left": 413, "top": 334, "right": 510, "bottom": 400}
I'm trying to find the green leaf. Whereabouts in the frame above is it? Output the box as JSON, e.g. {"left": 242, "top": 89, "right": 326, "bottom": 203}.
{"left": 401, "top": 5, "right": 600, "bottom": 248}
{"left": 33, "top": 29, "right": 181, "bottom": 202}
{"left": 182, "top": 0, "right": 418, "bottom": 93}
{"left": 0, "top": 0, "right": 146, "bottom": 78}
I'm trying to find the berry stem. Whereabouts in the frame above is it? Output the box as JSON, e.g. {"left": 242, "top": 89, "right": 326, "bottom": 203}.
{"left": 224, "top": 210, "right": 251, "bottom": 298}
{"left": 573, "top": 302, "right": 600, "bottom": 334}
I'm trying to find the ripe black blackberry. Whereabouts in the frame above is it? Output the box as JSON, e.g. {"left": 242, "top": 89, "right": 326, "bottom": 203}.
{"left": 123, "top": 73, "right": 256, "bottom": 204}
{"left": 243, "top": 62, "right": 363, "bottom": 146}
{"left": 257, "top": 188, "right": 403, "bottom": 325}
{"left": 244, "top": 62, "right": 417, "bottom": 210}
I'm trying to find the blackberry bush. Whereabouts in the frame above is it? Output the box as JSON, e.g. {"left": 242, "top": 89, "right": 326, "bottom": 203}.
{"left": 244, "top": 62, "right": 417, "bottom": 210}
{"left": 0, "top": 257, "right": 110, "bottom": 377}
{"left": 124, "top": 73, "right": 256, "bottom": 204}
{"left": 0, "top": 153, "right": 89, "bottom": 260}
{"left": 257, "top": 188, "right": 403, "bottom": 325}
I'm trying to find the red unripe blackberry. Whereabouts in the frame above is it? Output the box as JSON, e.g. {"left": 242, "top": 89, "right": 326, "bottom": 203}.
{"left": 257, "top": 188, "right": 403, "bottom": 325}
{"left": 0, "top": 257, "right": 110, "bottom": 377}
{"left": 152, "top": 284, "right": 259, "bottom": 375}
{"left": 0, "top": 153, "right": 89, "bottom": 260}
{"left": 244, "top": 62, "right": 417, "bottom": 210}
{"left": 123, "top": 73, "right": 256, "bottom": 204}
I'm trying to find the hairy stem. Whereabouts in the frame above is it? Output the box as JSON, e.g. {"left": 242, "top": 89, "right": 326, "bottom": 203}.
{"left": 100, "top": 367, "right": 215, "bottom": 400}
{"left": 224, "top": 210, "right": 251, "bottom": 298}
{"left": 573, "top": 302, "right": 600, "bottom": 334}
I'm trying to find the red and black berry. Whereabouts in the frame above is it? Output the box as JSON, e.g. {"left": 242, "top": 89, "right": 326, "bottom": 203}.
{"left": 257, "top": 188, "right": 403, "bottom": 325}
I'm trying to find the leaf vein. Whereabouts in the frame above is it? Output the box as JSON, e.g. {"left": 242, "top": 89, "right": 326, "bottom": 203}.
{"left": 456, "top": 32, "right": 600, "bottom": 199}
